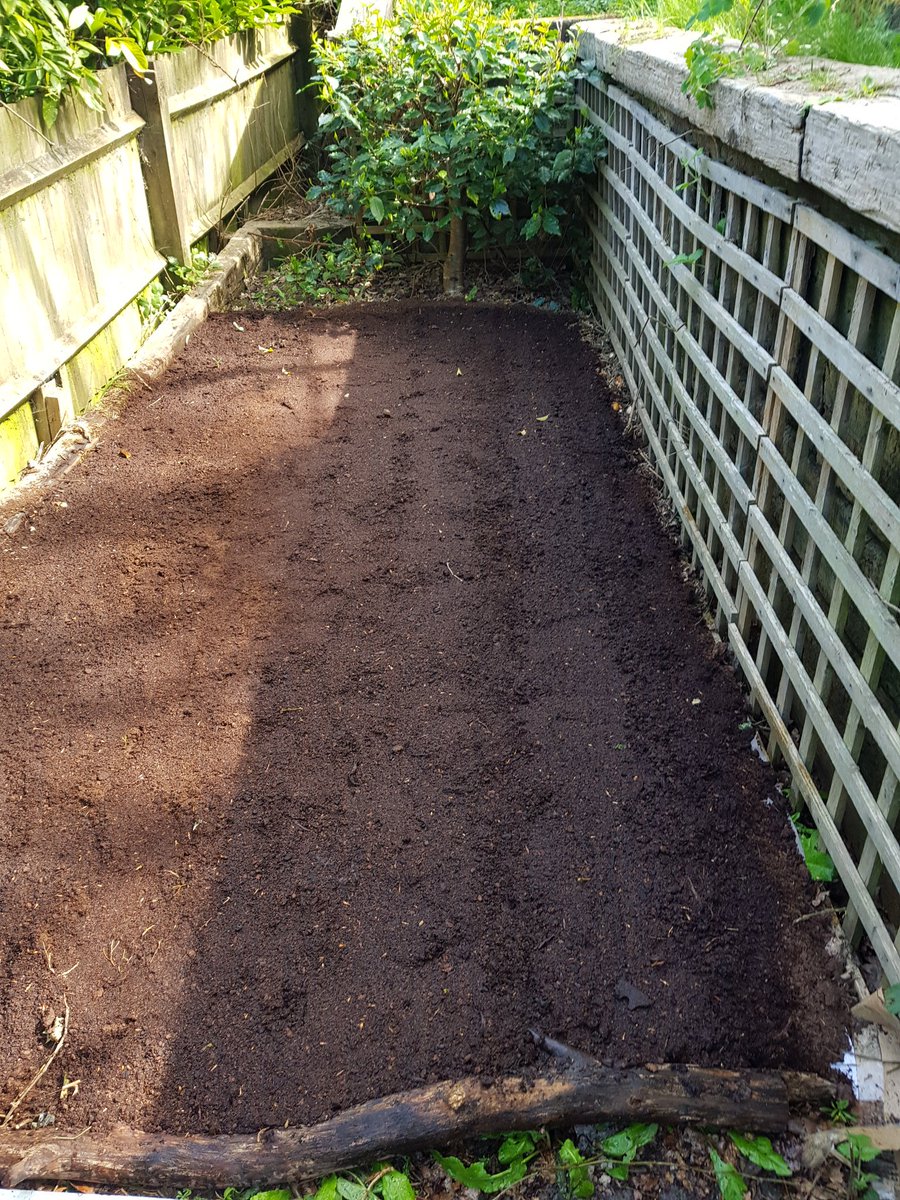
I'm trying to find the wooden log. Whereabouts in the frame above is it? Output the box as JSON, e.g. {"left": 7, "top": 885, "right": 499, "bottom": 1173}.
{"left": 0, "top": 1063, "right": 809, "bottom": 1190}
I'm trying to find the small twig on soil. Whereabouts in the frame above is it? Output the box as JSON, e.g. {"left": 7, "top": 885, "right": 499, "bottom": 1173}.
{"left": 446, "top": 562, "right": 465, "bottom": 582}
{"left": 1, "top": 998, "right": 69, "bottom": 1129}
{"left": 794, "top": 907, "right": 845, "bottom": 923}
{"left": 529, "top": 1028, "right": 599, "bottom": 1070}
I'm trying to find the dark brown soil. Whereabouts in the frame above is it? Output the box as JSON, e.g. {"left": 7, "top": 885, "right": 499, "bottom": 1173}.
{"left": 0, "top": 302, "right": 847, "bottom": 1136}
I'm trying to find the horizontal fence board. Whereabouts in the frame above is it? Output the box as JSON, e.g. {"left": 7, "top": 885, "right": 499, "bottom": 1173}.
{"left": 579, "top": 70, "right": 900, "bottom": 983}
{"left": 0, "top": 20, "right": 304, "bottom": 486}
{"left": 792, "top": 203, "right": 900, "bottom": 303}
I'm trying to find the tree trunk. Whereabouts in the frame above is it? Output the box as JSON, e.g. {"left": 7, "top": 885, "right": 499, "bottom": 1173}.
{"left": 443, "top": 213, "right": 466, "bottom": 295}
{"left": 0, "top": 1063, "right": 831, "bottom": 1191}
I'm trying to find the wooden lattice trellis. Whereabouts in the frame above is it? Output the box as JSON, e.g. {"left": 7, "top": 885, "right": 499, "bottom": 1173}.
{"left": 578, "top": 76, "right": 900, "bottom": 982}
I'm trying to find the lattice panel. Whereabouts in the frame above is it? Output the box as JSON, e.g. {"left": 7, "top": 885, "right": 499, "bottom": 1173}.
{"left": 578, "top": 76, "right": 900, "bottom": 982}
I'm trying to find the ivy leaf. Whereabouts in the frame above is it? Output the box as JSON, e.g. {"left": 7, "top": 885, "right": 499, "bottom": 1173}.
{"left": 368, "top": 196, "right": 385, "bottom": 223}
{"left": 729, "top": 1133, "right": 792, "bottom": 1177}
{"left": 709, "top": 1149, "right": 746, "bottom": 1200}
{"left": 433, "top": 1152, "right": 528, "bottom": 1194}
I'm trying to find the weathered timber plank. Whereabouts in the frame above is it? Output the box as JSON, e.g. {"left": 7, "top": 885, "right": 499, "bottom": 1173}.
{"left": 802, "top": 99, "right": 900, "bottom": 237}
{"left": 0, "top": 1068, "right": 797, "bottom": 1189}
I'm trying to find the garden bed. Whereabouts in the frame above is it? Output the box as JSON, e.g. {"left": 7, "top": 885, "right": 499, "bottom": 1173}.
{"left": 0, "top": 301, "right": 848, "bottom": 1137}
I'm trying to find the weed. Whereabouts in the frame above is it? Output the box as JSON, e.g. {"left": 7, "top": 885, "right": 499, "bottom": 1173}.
{"left": 310, "top": 1166, "right": 416, "bottom": 1200}
{"left": 557, "top": 1138, "right": 593, "bottom": 1199}
{"left": 835, "top": 1132, "right": 882, "bottom": 1199}
{"left": 434, "top": 1131, "right": 541, "bottom": 1193}
{"left": 728, "top": 1132, "right": 791, "bottom": 1176}
{"left": 138, "top": 248, "right": 218, "bottom": 335}
{"left": 709, "top": 1148, "right": 744, "bottom": 1199}
{"left": 600, "top": 1123, "right": 658, "bottom": 1180}
{"left": 790, "top": 810, "right": 836, "bottom": 882}
{"left": 249, "top": 234, "right": 392, "bottom": 308}
{"left": 824, "top": 1098, "right": 857, "bottom": 1125}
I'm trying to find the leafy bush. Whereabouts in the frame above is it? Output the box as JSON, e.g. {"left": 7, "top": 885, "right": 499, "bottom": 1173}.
{"left": 309, "top": 0, "right": 602, "bottom": 292}
{"left": 0, "top": 0, "right": 297, "bottom": 120}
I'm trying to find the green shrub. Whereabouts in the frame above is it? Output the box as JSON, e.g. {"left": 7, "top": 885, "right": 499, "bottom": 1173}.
{"left": 0, "top": 0, "right": 297, "bottom": 120}
{"left": 308, "top": 0, "right": 603, "bottom": 293}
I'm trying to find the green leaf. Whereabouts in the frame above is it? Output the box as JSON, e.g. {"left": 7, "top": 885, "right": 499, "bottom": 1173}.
{"left": 837, "top": 1133, "right": 881, "bottom": 1163}
{"left": 558, "top": 1138, "right": 593, "bottom": 1199}
{"left": 380, "top": 1171, "right": 415, "bottom": 1200}
{"left": 884, "top": 983, "right": 900, "bottom": 1016}
{"left": 433, "top": 1152, "right": 528, "bottom": 1194}
{"left": 709, "top": 1149, "right": 746, "bottom": 1200}
{"left": 497, "top": 1131, "right": 537, "bottom": 1164}
{"left": 336, "top": 1181, "right": 367, "bottom": 1200}
{"left": 489, "top": 198, "right": 511, "bottom": 219}
{"left": 106, "top": 37, "right": 149, "bottom": 73}
{"left": 249, "top": 1192, "right": 291, "bottom": 1200}
{"left": 68, "top": 4, "right": 91, "bottom": 29}
{"left": 523, "top": 211, "right": 542, "bottom": 240}
{"left": 729, "top": 1133, "right": 792, "bottom": 1177}
{"left": 667, "top": 248, "right": 704, "bottom": 267}
{"left": 601, "top": 1123, "right": 657, "bottom": 1160}
{"left": 368, "top": 196, "right": 385, "bottom": 223}
{"left": 790, "top": 814, "right": 836, "bottom": 883}
{"left": 542, "top": 210, "right": 561, "bottom": 236}
{"left": 41, "top": 93, "right": 60, "bottom": 127}
{"left": 687, "top": 0, "right": 736, "bottom": 28}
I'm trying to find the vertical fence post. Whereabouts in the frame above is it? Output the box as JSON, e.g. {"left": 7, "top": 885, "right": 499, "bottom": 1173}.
{"left": 128, "top": 67, "right": 192, "bottom": 265}
{"left": 291, "top": 10, "right": 318, "bottom": 140}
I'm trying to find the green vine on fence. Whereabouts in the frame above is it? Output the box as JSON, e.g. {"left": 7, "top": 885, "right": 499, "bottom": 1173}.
{"left": 0, "top": 0, "right": 298, "bottom": 123}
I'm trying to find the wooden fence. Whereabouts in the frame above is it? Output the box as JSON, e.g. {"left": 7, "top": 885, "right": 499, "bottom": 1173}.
{"left": 577, "top": 59, "right": 900, "bottom": 981}
{"left": 0, "top": 20, "right": 308, "bottom": 489}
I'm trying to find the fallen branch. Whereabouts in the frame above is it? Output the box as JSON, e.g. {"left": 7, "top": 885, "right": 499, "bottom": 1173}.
{"left": 0, "top": 1063, "right": 833, "bottom": 1190}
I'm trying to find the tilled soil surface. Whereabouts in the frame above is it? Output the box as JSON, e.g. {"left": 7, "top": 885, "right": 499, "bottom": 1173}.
{"left": 0, "top": 303, "right": 846, "bottom": 1135}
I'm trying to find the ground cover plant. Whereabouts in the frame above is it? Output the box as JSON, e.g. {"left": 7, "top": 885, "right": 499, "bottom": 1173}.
{"left": 308, "top": 0, "right": 602, "bottom": 293}
{"left": 162, "top": 1119, "right": 891, "bottom": 1200}
{"left": 0, "top": 0, "right": 298, "bottom": 121}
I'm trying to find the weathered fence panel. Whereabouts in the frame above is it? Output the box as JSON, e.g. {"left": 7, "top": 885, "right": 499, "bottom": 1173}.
{"left": 577, "top": 47, "right": 900, "bottom": 981}
{"left": 0, "top": 66, "right": 163, "bottom": 465}
{"left": 153, "top": 24, "right": 304, "bottom": 250}
{"left": 0, "top": 21, "right": 306, "bottom": 489}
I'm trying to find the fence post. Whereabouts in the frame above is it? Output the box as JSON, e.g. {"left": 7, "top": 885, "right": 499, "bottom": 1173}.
{"left": 291, "top": 10, "right": 318, "bottom": 140}
{"left": 128, "top": 67, "right": 192, "bottom": 265}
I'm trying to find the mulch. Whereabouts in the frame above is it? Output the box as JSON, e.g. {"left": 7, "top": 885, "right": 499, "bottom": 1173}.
{"left": 0, "top": 302, "right": 848, "bottom": 1136}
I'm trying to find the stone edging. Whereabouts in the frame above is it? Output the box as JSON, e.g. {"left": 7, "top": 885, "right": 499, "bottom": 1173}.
{"left": 575, "top": 19, "right": 900, "bottom": 236}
